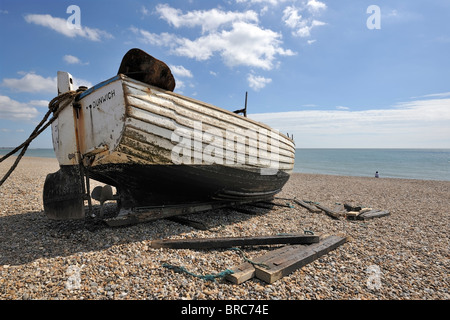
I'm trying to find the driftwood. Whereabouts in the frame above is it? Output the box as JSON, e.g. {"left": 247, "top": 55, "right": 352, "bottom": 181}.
{"left": 226, "top": 235, "right": 347, "bottom": 284}
{"left": 149, "top": 234, "right": 319, "bottom": 249}
{"left": 260, "top": 201, "right": 293, "bottom": 208}
{"left": 255, "top": 235, "right": 347, "bottom": 283}
{"left": 314, "top": 203, "right": 341, "bottom": 219}
{"left": 358, "top": 210, "right": 390, "bottom": 220}
{"left": 226, "top": 244, "right": 300, "bottom": 284}
{"left": 294, "top": 199, "right": 322, "bottom": 213}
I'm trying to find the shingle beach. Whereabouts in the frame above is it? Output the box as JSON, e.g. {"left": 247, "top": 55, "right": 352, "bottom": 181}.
{"left": 0, "top": 156, "right": 449, "bottom": 300}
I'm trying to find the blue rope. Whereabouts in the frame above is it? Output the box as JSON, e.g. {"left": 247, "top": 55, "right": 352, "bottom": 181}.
{"left": 162, "top": 263, "right": 234, "bottom": 282}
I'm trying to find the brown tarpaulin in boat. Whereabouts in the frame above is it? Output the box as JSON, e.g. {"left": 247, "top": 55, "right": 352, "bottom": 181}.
{"left": 118, "top": 48, "right": 176, "bottom": 91}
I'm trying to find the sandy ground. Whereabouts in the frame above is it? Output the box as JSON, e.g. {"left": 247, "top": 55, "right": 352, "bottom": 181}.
{"left": 0, "top": 156, "right": 449, "bottom": 300}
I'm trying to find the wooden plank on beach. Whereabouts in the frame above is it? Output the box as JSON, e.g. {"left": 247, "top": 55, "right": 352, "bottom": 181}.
{"left": 357, "top": 210, "right": 390, "bottom": 220}
{"left": 226, "top": 244, "right": 302, "bottom": 284}
{"left": 149, "top": 234, "right": 320, "bottom": 249}
{"left": 345, "top": 211, "right": 361, "bottom": 220}
{"left": 254, "top": 235, "right": 347, "bottom": 284}
{"left": 294, "top": 199, "right": 322, "bottom": 213}
{"left": 333, "top": 204, "right": 345, "bottom": 214}
{"left": 314, "top": 203, "right": 341, "bottom": 219}
{"left": 260, "top": 201, "right": 294, "bottom": 208}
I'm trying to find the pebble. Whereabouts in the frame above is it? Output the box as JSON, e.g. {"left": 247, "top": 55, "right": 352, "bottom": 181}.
{"left": 0, "top": 157, "right": 449, "bottom": 300}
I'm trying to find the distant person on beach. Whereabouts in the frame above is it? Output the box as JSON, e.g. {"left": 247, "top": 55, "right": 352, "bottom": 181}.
{"left": 375, "top": 171, "right": 379, "bottom": 178}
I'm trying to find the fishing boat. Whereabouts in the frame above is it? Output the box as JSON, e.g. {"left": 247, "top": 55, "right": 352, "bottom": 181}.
{"left": 43, "top": 49, "right": 295, "bottom": 226}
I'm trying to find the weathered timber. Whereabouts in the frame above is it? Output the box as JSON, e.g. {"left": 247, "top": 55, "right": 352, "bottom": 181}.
{"left": 254, "top": 235, "right": 347, "bottom": 284}
{"left": 358, "top": 210, "right": 390, "bottom": 220}
{"left": 344, "top": 203, "right": 362, "bottom": 212}
{"left": 225, "top": 244, "right": 301, "bottom": 284}
{"left": 359, "top": 207, "right": 373, "bottom": 214}
{"left": 314, "top": 203, "right": 341, "bottom": 219}
{"left": 260, "top": 201, "right": 293, "bottom": 208}
{"left": 294, "top": 199, "right": 322, "bottom": 213}
{"left": 166, "top": 216, "right": 208, "bottom": 230}
{"left": 149, "top": 234, "right": 320, "bottom": 249}
{"left": 333, "top": 204, "right": 345, "bottom": 214}
{"left": 346, "top": 211, "right": 361, "bottom": 220}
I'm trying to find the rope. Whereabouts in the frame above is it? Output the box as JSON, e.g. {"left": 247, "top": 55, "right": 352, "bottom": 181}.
{"left": 230, "top": 247, "right": 270, "bottom": 269}
{"left": 162, "top": 246, "right": 276, "bottom": 281}
{"left": 0, "top": 90, "right": 81, "bottom": 187}
{"left": 162, "top": 263, "right": 234, "bottom": 282}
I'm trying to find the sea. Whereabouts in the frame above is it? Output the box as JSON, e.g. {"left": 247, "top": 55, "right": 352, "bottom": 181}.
{"left": 1, "top": 148, "right": 449, "bottom": 182}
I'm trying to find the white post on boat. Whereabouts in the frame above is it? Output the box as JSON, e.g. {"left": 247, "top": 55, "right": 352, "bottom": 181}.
{"left": 57, "top": 71, "right": 74, "bottom": 94}
{"left": 52, "top": 71, "right": 80, "bottom": 166}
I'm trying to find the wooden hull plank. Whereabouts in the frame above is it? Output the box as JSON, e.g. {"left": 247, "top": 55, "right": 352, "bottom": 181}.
{"left": 254, "top": 235, "right": 347, "bottom": 284}
{"left": 149, "top": 234, "right": 319, "bottom": 249}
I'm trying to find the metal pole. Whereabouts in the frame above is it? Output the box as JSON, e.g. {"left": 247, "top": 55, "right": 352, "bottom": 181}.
{"left": 244, "top": 91, "right": 248, "bottom": 117}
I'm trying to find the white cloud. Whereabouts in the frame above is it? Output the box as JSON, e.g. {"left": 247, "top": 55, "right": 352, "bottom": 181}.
{"left": 170, "top": 65, "right": 193, "bottom": 78}
{"left": 0, "top": 95, "right": 40, "bottom": 121}
{"left": 24, "top": 14, "right": 113, "bottom": 41}
{"left": 282, "top": 4, "right": 327, "bottom": 38}
{"left": 63, "top": 54, "right": 88, "bottom": 65}
{"left": 134, "top": 5, "right": 295, "bottom": 71}
{"left": 2, "top": 72, "right": 92, "bottom": 93}
{"left": 415, "top": 92, "right": 450, "bottom": 99}
{"left": 249, "top": 97, "right": 450, "bottom": 148}
{"left": 156, "top": 4, "right": 259, "bottom": 33}
{"left": 141, "top": 6, "right": 150, "bottom": 16}
{"left": 307, "top": 0, "right": 327, "bottom": 13}
{"left": 2, "top": 72, "right": 56, "bottom": 93}
{"left": 131, "top": 27, "right": 178, "bottom": 47}
{"left": 236, "top": 0, "right": 289, "bottom": 5}
{"left": 247, "top": 74, "right": 272, "bottom": 91}
{"left": 133, "top": 21, "right": 295, "bottom": 70}
{"left": 282, "top": 6, "right": 303, "bottom": 29}
{"left": 29, "top": 100, "right": 50, "bottom": 107}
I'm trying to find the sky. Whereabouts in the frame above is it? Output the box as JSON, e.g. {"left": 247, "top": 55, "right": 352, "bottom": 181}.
{"left": 0, "top": 0, "right": 449, "bottom": 149}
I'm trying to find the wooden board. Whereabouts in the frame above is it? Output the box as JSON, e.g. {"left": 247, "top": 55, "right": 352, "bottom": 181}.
{"left": 314, "top": 203, "right": 341, "bottom": 219}
{"left": 254, "top": 235, "right": 347, "bottom": 284}
{"left": 149, "top": 234, "right": 319, "bottom": 249}
{"left": 358, "top": 210, "right": 390, "bottom": 220}
{"left": 261, "top": 201, "right": 293, "bottom": 208}
{"left": 294, "top": 199, "right": 322, "bottom": 213}
{"left": 225, "top": 244, "right": 300, "bottom": 284}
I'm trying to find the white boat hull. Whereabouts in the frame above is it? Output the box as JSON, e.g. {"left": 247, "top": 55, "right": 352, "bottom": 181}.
{"left": 46, "top": 73, "right": 296, "bottom": 221}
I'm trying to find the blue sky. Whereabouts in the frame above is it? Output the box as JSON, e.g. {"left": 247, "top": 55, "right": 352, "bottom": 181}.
{"left": 1, "top": 0, "right": 449, "bottom": 148}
